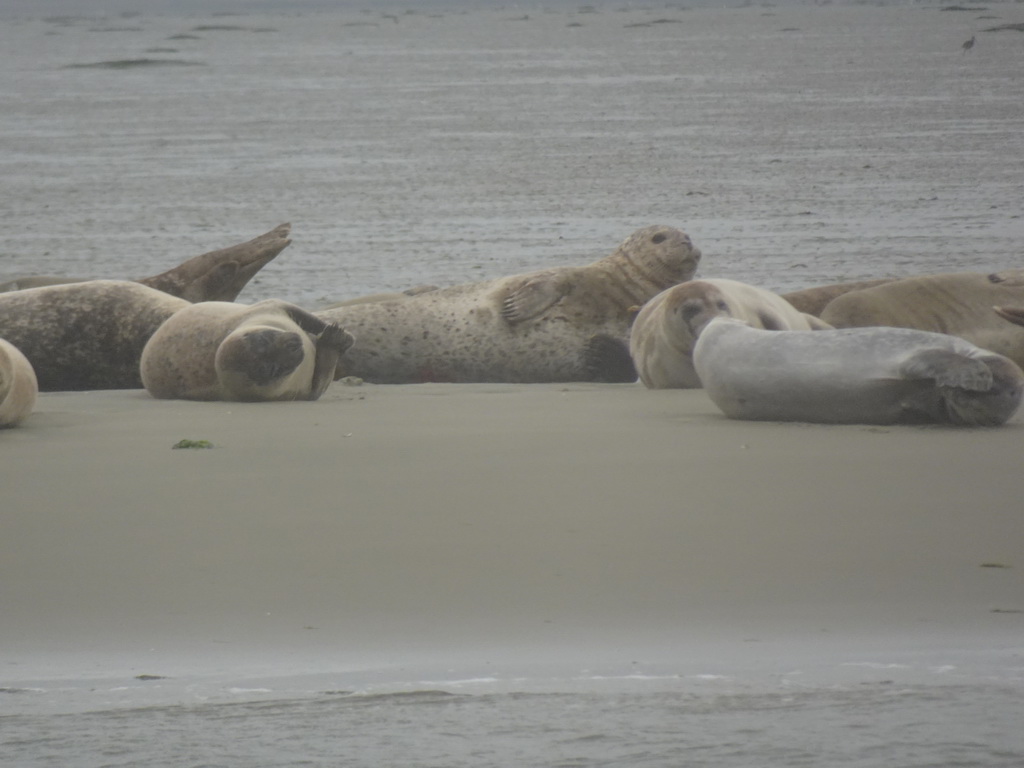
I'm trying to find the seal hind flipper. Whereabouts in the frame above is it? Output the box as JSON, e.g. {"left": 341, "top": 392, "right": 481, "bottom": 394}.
{"left": 900, "top": 349, "right": 993, "bottom": 392}
{"left": 499, "top": 272, "right": 572, "bottom": 325}
{"left": 584, "top": 334, "right": 637, "bottom": 383}
{"left": 138, "top": 223, "right": 291, "bottom": 302}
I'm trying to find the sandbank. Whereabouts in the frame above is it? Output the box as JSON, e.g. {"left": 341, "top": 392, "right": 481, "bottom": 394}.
{"left": 2, "top": 383, "right": 1022, "bottom": 695}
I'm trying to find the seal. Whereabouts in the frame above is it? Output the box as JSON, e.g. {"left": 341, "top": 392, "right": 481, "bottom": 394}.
{"left": 781, "top": 278, "right": 896, "bottom": 317}
{"left": 319, "top": 284, "right": 440, "bottom": 309}
{"left": 141, "top": 300, "right": 354, "bottom": 401}
{"left": 0, "top": 338, "right": 38, "bottom": 428}
{"left": 0, "top": 223, "right": 291, "bottom": 302}
{"left": 693, "top": 317, "right": 1024, "bottom": 426}
{"left": 818, "top": 270, "right": 1024, "bottom": 369}
{"left": 630, "top": 278, "right": 832, "bottom": 389}
{"left": 0, "top": 280, "right": 190, "bottom": 391}
{"left": 316, "top": 225, "right": 702, "bottom": 383}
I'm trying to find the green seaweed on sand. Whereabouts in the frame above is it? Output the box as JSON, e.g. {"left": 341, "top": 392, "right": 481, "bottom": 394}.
{"left": 172, "top": 439, "right": 213, "bottom": 450}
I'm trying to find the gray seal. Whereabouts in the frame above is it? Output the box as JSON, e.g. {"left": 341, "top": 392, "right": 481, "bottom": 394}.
{"left": 141, "top": 300, "right": 354, "bottom": 401}
{"left": 0, "top": 280, "right": 189, "bottom": 391}
{"left": 0, "top": 338, "right": 38, "bottom": 427}
{"left": 316, "top": 225, "right": 701, "bottom": 383}
{"left": 693, "top": 317, "right": 1024, "bottom": 426}
{"left": 630, "top": 278, "right": 832, "bottom": 389}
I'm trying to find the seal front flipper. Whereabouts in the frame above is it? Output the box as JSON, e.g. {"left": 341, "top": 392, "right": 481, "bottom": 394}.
{"left": 281, "top": 304, "right": 339, "bottom": 337}
{"left": 899, "top": 349, "right": 993, "bottom": 391}
{"left": 499, "top": 272, "right": 572, "bottom": 325}
{"left": 988, "top": 269, "right": 1024, "bottom": 286}
{"left": 307, "top": 329, "right": 349, "bottom": 400}
{"left": 309, "top": 323, "right": 355, "bottom": 399}
{"left": 584, "top": 334, "right": 637, "bottom": 383}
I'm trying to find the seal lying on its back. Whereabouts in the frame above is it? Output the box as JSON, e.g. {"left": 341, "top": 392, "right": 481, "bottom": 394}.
{"left": 0, "top": 223, "right": 291, "bottom": 302}
{"left": 693, "top": 317, "right": 1024, "bottom": 426}
{"left": 630, "top": 278, "right": 832, "bottom": 389}
{"left": 317, "top": 226, "right": 701, "bottom": 383}
{"left": 141, "top": 301, "right": 353, "bottom": 401}
{"left": 818, "top": 270, "right": 1024, "bottom": 369}
{"left": 0, "top": 280, "right": 189, "bottom": 391}
{"left": 0, "top": 338, "right": 38, "bottom": 428}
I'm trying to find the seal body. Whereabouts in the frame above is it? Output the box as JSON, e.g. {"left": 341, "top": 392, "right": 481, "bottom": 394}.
{"left": 630, "top": 278, "right": 831, "bottom": 389}
{"left": 819, "top": 271, "right": 1024, "bottom": 368}
{"left": 781, "top": 278, "right": 895, "bottom": 317}
{"left": 316, "top": 226, "right": 701, "bottom": 383}
{"left": 693, "top": 318, "right": 1024, "bottom": 426}
{"left": 141, "top": 300, "right": 354, "bottom": 401}
{"left": 0, "top": 338, "right": 38, "bottom": 427}
{"left": 0, "top": 280, "right": 189, "bottom": 391}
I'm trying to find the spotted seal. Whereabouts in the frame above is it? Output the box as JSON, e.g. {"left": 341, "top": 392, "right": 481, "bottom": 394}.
{"left": 316, "top": 226, "right": 701, "bottom": 383}
{"left": 141, "top": 300, "right": 354, "bottom": 401}
{"left": 630, "top": 278, "right": 832, "bottom": 389}
{"left": 0, "top": 338, "right": 38, "bottom": 427}
{"left": 693, "top": 317, "right": 1024, "bottom": 426}
{"left": 0, "top": 280, "right": 189, "bottom": 391}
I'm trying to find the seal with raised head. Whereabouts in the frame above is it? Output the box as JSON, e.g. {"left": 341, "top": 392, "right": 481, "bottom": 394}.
{"left": 818, "top": 270, "right": 1024, "bottom": 369}
{"left": 316, "top": 225, "right": 702, "bottom": 383}
{"left": 693, "top": 317, "right": 1024, "bottom": 426}
{"left": 0, "top": 338, "right": 38, "bottom": 428}
{"left": 630, "top": 278, "right": 832, "bottom": 389}
{"left": 0, "top": 280, "right": 190, "bottom": 391}
{"left": 0, "top": 223, "right": 291, "bottom": 302}
{"left": 141, "top": 301, "right": 354, "bottom": 401}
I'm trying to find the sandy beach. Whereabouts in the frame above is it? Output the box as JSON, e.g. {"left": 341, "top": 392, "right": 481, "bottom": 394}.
{"left": 2, "top": 1, "right": 1024, "bottom": 762}
{"left": 3, "top": 383, "right": 1022, "bottom": 691}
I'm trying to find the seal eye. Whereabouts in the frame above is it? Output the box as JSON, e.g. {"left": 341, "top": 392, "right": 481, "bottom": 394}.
{"left": 650, "top": 232, "right": 667, "bottom": 244}
{"left": 716, "top": 300, "right": 729, "bottom": 312}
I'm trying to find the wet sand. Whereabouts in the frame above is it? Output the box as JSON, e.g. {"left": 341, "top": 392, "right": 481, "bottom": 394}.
{"left": 3, "top": 383, "right": 1022, "bottom": 689}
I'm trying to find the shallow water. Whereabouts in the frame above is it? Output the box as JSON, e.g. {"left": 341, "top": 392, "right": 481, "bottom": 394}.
{"left": 4, "top": 652, "right": 1024, "bottom": 768}
{"left": 3, "top": 1, "right": 1024, "bottom": 765}
{"left": 2, "top": 0, "right": 1022, "bottom": 308}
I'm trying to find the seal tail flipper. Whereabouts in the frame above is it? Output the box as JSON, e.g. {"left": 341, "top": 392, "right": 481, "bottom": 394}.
{"left": 584, "top": 334, "right": 637, "bottom": 383}
{"left": 899, "top": 349, "right": 993, "bottom": 392}
{"left": 499, "top": 272, "right": 571, "bottom": 324}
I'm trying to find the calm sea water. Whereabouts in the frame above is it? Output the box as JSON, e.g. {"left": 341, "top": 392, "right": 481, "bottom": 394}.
{"left": 4, "top": 651, "right": 1024, "bottom": 767}
{"left": 3, "top": 1, "right": 1024, "bottom": 765}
